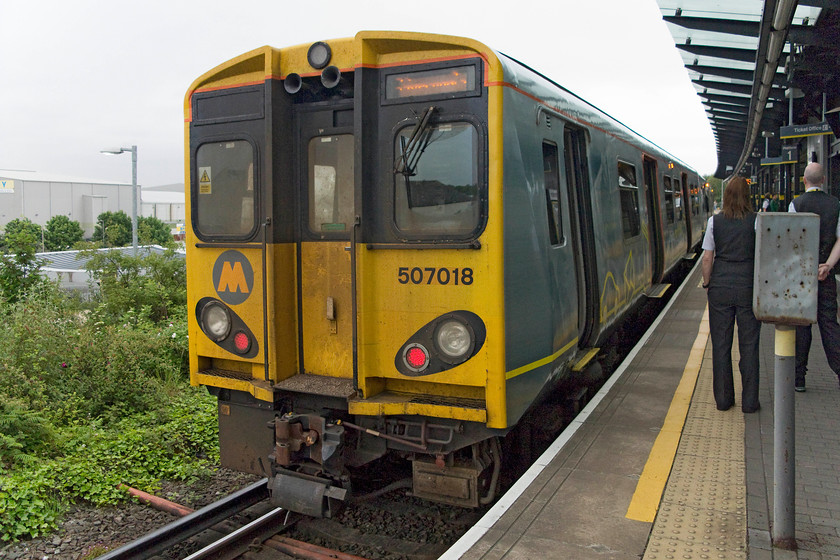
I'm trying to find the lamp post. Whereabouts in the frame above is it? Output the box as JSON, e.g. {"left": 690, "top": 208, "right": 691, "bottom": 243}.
{"left": 100, "top": 145, "right": 138, "bottom": 255}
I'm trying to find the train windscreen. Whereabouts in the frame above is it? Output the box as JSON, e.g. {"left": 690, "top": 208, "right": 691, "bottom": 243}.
{"left": 394, "top": 121, "right": 479, "bottom": 235}
{"left": 195, "top": 140, "right": 256, "bottom": 237}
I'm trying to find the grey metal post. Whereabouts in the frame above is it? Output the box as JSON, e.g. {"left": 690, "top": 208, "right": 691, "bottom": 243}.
{"left": 99, "top": 145, "right": 138, "bottom": 255}
{"left": 753, "top": 212, "right": 819, "bottom": 552}
{"left": 131, "top": 145, "right": 138, "bottom": 256}
{"left": 773, "top": 325, "right": 797, "bottom": 550}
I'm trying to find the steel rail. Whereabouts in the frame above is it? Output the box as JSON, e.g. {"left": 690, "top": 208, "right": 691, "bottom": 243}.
{"left": 97, "top": 478, "right": 269, "bottom": 560}
{"left": 183, "top": 506, "right": 288, "bottom": 560}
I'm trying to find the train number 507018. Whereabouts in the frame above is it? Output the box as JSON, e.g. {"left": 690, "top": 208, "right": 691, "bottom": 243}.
{"left": 397, "top": 267, "right": 474, "bottom": 285}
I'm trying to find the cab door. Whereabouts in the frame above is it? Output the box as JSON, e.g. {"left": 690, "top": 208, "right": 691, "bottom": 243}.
{"left": 643, "top": 156, "right": 664, "bottom": 284}
{"left": 563, "top": 125, "right": 598, "bottom": 348}
{"left": 542, "top": 139, "right": 580, "bottom": 352}
{"left": 296, "top": 103, "right": 355, "bottom": 378}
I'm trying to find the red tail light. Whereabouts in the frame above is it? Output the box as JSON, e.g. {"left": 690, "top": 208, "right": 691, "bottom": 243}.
{"left": 403, "top": 344, "right": 429, "bottom": 372}
{"left": 233, "top": 331, "right": 251, "bottom": 354}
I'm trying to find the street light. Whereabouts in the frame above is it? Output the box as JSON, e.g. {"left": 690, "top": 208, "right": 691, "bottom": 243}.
{"left": 100, "top": 145, "right": 138, "bottom": 255}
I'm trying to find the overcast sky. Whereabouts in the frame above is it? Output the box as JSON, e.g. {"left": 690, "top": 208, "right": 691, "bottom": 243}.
{"left": 1, "top": 0, "right": 716, "bottom": 188}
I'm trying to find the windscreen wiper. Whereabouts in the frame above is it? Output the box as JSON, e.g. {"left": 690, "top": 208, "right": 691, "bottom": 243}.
{"left": 394, "top": 106, "right": 436, "bottom": 176}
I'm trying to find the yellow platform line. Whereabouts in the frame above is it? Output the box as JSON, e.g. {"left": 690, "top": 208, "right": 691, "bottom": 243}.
{"left": 625, "top": 304, "right": 710, "bottom": 522}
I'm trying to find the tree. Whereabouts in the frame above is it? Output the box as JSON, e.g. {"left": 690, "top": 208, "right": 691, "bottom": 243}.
{"left": 44, "top": 215, "right": 84, "bottom": 251}
{"left": 92, "top": 211, "right": 132, "bottom": 247}
{"left": 2, "top": 218, "right": 43, "bottom": 251}
{"left": 138, "top": 216, "right": 173, "bottom": 247}
{"left": 0, "top": 229, "right": 45, "bottom": 303}
{"left": 704, "top": 176, "right": 723, "bottom": 206}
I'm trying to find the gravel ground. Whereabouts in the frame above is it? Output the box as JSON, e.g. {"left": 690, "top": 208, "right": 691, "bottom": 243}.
{"left": 0, "top": 468, "right": 261, "bottom": 560}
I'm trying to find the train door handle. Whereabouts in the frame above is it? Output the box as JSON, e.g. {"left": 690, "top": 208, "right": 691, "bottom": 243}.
{"left": 326, "top": 296, "right": 338, "bottom": 334}
{"left": 326, "top": 296, "right": 335, "bottom": 321}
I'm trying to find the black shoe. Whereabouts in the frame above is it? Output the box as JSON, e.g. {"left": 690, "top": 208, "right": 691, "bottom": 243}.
{"left": 743, "top": 403, "right": 761, "bottom": 413}
{"left": 717, "top": 402, "right": 734, "bottom": 411}
{"left": 795, "top": 378, "right": 806, "bottom": 392}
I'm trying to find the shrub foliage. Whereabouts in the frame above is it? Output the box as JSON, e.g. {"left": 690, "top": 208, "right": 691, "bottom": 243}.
{"left": 44, "top": 215, "right": 85, "bottom": 251}
{"left": 0, "top": 229, "right": 46, "bottom": 303}
{"left": 0, "top": 240, "right": 217, "bottom": 543}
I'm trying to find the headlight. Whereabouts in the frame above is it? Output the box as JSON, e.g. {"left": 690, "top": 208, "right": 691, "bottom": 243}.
{"left": 201, "top": 301, "right": 231, "bottom": 342}
{"left": 394, "top": 311, "right": 485, "bottom": 377}
{"left": 307, "top": 41, "right": 331, "bottom": 69}
{"left": 435, "top": 320, "right": 472, "bottom": 360}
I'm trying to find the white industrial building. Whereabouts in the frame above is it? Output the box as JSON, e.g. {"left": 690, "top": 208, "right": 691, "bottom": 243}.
{"left": 141, "top": 183, "right": 186, "bottom": 232}
{"left": 0, "top": 170, "right": 185, "bottom": 238}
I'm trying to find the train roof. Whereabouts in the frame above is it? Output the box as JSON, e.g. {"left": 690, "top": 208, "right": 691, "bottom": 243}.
{"left": 496, "top": 52, "right": 700, "bottom": 175}
{"left": 184, "top": 30, "right": 700, "bottom": 177}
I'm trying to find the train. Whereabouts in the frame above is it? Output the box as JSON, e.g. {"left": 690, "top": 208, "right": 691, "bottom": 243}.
{"left": 184, "top": 31, "right": 712, "bottom": 517}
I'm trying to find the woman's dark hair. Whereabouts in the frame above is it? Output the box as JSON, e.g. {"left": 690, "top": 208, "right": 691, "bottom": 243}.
{"left": 722, "top": 177, "right": 752, "bottom": 219}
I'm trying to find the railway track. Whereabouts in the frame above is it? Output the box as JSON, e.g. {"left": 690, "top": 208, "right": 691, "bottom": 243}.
{"left": 96, "top": 477, "right": 483, "bottom": 560}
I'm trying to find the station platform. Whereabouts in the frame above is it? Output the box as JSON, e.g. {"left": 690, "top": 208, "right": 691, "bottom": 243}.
{"left": 441, "top": 261, "right": 840, "bottom": 560}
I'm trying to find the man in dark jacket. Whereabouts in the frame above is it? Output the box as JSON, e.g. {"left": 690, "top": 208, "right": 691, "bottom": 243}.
{"left": 788, "top": 162, "right": 840, "bottom": 391}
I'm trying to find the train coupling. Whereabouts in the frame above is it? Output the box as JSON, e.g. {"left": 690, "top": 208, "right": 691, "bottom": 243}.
{"left": 269, "top": 412, "right": 344, "bottom": 467}
{"left": 269, "top": 469, "right": 347, "bottom": 518}
{"left": 267, "top": 413, "right": 348, "bottom": 517}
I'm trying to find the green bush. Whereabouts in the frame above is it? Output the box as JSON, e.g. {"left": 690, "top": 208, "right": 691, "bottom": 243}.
{"left": 0, "top": 229, "right": 46, "bottom": 303}
{"left": 84, "top": 248, "right": 186, "bottom": 324}
{"left": 0, "top": 398, "right": 57, "bottom": 470}
{"left": 0, "top": 468, "right": 63, "bottom": 541}
{"left": 2, "top": 217, "right": 42, "bottom": 248}
{"left": 0, "top": 284, "right": 73, "bottom": 410}
{"left": 91, "top": 211, "right": 131, "bottom": 247}
{"left": 0, "top": 247, "right": 220, "bottom": 543}
{"left": 0, "top": 389, "right": 219, "bottom": 542}
{"left": 138, "top": 216, "right": 174, "bottom": 247}
{"left": 44, "top": 215, "right": 85, "bottom": 251}
{"left": 53, "top": 392, "right": 219, "bottom": 502}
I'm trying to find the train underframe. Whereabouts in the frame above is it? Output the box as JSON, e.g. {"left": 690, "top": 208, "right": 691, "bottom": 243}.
{"left": 212, "top": 386, "right": 506, "bottom": 517}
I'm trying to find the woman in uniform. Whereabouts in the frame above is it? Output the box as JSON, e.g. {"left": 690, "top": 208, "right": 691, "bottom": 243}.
{"left": 701, "top": 177, "right": 761, "bottom": 413}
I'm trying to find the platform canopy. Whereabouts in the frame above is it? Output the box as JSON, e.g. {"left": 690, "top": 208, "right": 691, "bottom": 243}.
{"left": 656, "top": 1, "right": 839, "bottom": 178}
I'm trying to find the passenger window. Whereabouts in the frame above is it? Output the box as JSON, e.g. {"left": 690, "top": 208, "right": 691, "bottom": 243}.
{"left": 394, "top": 121, "right": 480, "bottom": 236}
{"left": 195, "top": 140, "right": 256, "bottom": 237}
{"left": 690, "top": 184, "right": 700, "bottom": 216}
{"left": 674, "top": 179, "right": 682, "bottom": 221}
{"left": 617, "top": 161, "right": 640, "bottom": 239}
{"left": 308, "top": 135, "right": 354, "bottom": 233}
{"left": 663, "top": 176, "right": 675, "bottom": 223}
{"left": 543, "top": 142, "right": 564, "bottom": 246}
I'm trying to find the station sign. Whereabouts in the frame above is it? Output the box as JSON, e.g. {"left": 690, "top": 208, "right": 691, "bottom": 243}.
{"left": 761, "top": 146, "right": 798, "bottom": 166}
{"left": 779, "top": 121, "right": 832, "bottom": 139}
{"left": 0, "top": 180, "right": 14, "bottom": 194}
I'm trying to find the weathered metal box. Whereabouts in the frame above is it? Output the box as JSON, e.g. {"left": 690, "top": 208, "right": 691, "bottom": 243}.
{"left": 753, "top": 212, "right": 819, "bottom": 325}
{"left": 412, "top": 458, "right": 480, "bottom": 507}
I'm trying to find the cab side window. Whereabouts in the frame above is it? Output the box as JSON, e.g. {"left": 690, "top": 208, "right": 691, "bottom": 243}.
{"left": 617, "top": 161, "right": 640, "bottom": 239}
{"left": 663, "top": 176, "right": 675, "bottom": 223}
{"left": 543, "top": 141, "right": 564, "bottom": 246}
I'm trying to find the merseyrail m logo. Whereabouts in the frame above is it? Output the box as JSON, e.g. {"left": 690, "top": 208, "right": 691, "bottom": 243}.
{"left": 212, "top": 250, "right": 254, "bottom": 305}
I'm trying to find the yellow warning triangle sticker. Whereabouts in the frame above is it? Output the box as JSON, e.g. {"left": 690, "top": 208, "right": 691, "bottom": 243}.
{"left": 200, "top": 170, "right": 210, "bottom": 182}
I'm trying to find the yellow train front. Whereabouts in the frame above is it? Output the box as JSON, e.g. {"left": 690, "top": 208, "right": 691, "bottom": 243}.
{"left": 185, "top": 31, "right": 709, "bottom": 517}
